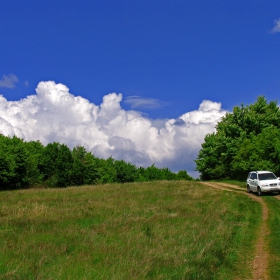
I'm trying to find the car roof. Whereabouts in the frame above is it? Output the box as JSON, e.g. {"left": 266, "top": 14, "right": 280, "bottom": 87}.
{"left": 250, "top": 171, "right": 273, "bottom": 174}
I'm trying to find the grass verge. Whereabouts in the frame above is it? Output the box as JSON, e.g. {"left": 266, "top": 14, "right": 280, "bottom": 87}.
{"left": 0, "top": 181, "right": 261, "bottom": 279}
{"left": 263, "top": 196, "right": 280, "bottom": 279}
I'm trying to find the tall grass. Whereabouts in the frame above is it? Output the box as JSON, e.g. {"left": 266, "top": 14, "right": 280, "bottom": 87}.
{"left": 263, "top": 196, "right": 280, "bottom": 279}
{"left": 0, "top": 181, "right": 261, "bottom": 279}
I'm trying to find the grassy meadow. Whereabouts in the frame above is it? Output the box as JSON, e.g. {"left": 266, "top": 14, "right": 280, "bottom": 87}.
{"left": 264, "top": 196, "right": 280, "bottom": 279}
{"left": 0, "top": 181, "right": 261, "bottom": 279}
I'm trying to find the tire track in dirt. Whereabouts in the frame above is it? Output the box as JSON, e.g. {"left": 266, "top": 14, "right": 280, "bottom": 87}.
{"left": 200, "top": 182, "right": 269, "bottom": 280}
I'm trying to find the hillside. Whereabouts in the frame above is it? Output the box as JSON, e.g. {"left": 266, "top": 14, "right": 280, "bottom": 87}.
{"left": 0, "top": 180, "right": 268, "bottom": 279}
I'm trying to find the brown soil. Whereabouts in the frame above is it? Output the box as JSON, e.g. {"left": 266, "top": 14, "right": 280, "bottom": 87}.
{"left": 200, "top": 182, "right": 270, "bottom": 280}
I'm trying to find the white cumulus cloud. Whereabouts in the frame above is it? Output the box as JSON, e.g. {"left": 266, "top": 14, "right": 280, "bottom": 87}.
{"left": 0, "top": 81, "right": 227, "bottom": 177}
{"left": 0, "top": 74, "right": 19, "bottom": 88}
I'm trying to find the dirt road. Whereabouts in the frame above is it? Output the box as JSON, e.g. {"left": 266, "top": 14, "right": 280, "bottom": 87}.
{"left": 200, "top": 182, "right": 269, "bottom": 280}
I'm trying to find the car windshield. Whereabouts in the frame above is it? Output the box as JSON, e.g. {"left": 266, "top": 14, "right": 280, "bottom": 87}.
{"left": 258, "top": 173, "right": 277, "bottom": 180}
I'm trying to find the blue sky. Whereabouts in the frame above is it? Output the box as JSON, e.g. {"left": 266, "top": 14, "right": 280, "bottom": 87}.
{"left": 0, "top": 0, "right": 280, "bottom": 177}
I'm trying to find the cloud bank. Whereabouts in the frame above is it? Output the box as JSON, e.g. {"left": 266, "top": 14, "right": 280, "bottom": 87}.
{"left": 0, "top": 81, "right": 227, "bottom": 177}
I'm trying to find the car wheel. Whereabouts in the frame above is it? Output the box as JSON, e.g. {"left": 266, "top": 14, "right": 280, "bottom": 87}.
{"left": 257, "top": 187, "right": 262, "bottom": 196}
{"left": 247, "top": 185, "right": 251, "bottom": 193}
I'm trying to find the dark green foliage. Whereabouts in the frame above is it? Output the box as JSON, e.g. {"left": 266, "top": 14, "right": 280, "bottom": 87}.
{"left": 71, "top": 146, "right": 101, "bottom": 185}
{"left": 114, "top": 159, "right": 137, "bottom": 183}
{"left": 0, "top": 134, "right": 193, "bottom": 190}
{"left": 95, "top": 157, "right": 117, "bottom": 184}
{"left": 135, "top": 167, "right": 147, "bottom": 182}
{"left": 196, "top": 96, "right": 280, "bottom": 180}
{"left": 71, "top": 146, "right": 88, "bottom": 186}
{"left": 25, "top": 140, "right": 44, "bottom": 186}
{"left": 39, "top": 142, "right": 73, "bottom": 187}
{"left": 0, "top": 135, "right": 29, "bottom": 189}
{"left": 177, "top": 170, "right": 193, "bottom": 180}
{"left": 160, "top": 167, "right": 176, "bottom": 180}
{"left": 145, "top": 164, "right": 163, "bottom": 181}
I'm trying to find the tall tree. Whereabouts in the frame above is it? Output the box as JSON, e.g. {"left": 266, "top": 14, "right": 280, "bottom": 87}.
{"left": 196, "top": 96, "right": 280, "bottom": 180}
{"left": 0, "top": 135, "right": 28, "bottom": 189}
{"left": 25, "top": 140, "right": 44, "bottom": 186}
{"left": 114, "top": 160, "right": 137, "bottom": 183}
{"left": 39, "top": 142, "right": 73, "bottom": 187}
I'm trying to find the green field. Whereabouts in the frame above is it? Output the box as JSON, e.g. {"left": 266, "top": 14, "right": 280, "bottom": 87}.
{"left": 264, "top": 196, "right": 280, "bottom": 279}
{"left": 0, "top": 181, "right": 261, "bottom": 279}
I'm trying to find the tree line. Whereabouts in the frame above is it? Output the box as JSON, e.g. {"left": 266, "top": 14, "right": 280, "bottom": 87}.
{"left": 196, "top": 96, "right": 280, "bottom": 180}
{"left": 0, "top": 134, "right": 193, "bottom": 190}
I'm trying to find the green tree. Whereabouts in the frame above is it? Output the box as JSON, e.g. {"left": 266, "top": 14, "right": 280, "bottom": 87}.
{"left": 232, "top": 126, "right": 280, "bottom": 179}
{"left": 0, "top": 134, "right": 194, "bottom": 189}
{"left": 71, "top": 146, "right": 88, "bottom": 185}
{"left": 160, "top": 167, "right": 176, "bottom": 180}
{"left": 114, "top": 160, "right": 137, "bottom": 183}
{"left": 135, "top": 167, "right": 148, "bottom": 182}
{"left": 176, "top": 170, "right": 193, "bottom": 181}
{"left": 145, "top": 164, "right": 163, "bottom": 181}
{"left": 95, "top": 157, "right": 117, "bottom": 184}
{"left": 25, "top": 140, "right": 44, "bottom": 186}
{"left": 196, "top": 96, "right": 280, "bottom": 180}
{"left": 71, "top": 146, "right": 101, "bottom": 186}
{"left": 40, "top": 142, "right": 73, "bottom": 187}
{"left": 0, "top": 135, "right": 28, "bottom": 190}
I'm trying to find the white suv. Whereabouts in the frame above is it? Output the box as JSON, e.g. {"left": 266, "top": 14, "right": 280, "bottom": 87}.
{"left": 247, "top": 171, "right": 280, "bottom": 196}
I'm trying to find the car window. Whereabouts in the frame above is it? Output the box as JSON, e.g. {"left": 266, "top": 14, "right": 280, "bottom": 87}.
{"left": 258, "top": 173, "right": 277, "bottom": 181}
{"left": 251, "top": 173, "right": 257, "bottom": 180}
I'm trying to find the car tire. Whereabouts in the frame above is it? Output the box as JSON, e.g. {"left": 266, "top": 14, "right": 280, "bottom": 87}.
{"left": 247, "top": 185, "right": 252, "bottom": 193}
{"left": 257, "top": 187, "right": 262, "bottom": 196}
